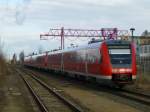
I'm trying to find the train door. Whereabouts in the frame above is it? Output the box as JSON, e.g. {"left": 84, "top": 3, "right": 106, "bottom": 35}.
{"left": 61, "top": 53, "right": 64, "bottom": 72}
{"left": 44, "top": 52, "right": 48, "bottom": 67}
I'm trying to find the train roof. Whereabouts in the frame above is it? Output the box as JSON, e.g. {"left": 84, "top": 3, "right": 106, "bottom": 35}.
{"left": 64, "top": 41, "right": 102, "bottom": 52}
{"left": 105, "top": 40, "right": 131, "bottom": 45}
{"left": 24, "top": 53, "right": 45, "bottom": 60}
{"left": 61, "top": 40, "right": 131, "bottom": 53}
{"left": 47, "top": 41, "right": 103, "bottom": 55}
{"left": 25, "top": 40, "right": 131, "bottom": 59}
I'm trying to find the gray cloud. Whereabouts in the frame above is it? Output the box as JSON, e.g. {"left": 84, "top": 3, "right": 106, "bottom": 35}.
{"left": 1, "top": 0, "right": 150, "bottom": 58}
{"left": 0, "top": 0, "right": 31, "bottom": 25}
{"left": 15, "top": 0, "right": 31, "bottom": 25}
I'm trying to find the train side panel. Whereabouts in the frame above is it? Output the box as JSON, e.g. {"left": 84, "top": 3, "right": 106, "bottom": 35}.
{"left": 47, "top": 53, "right": 61, "bottom": 70}
{"left": 63, "top": 50, "right": 86, "bottom": 73}
{"left": 24, "top": 40, "right": 137, "bottom": 87}
{"left": 131, "top": 42, "right": 137, "bottom": 79}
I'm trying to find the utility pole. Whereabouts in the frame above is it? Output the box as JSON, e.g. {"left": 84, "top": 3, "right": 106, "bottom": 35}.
{"left": 61, "top": 27, "right": 64, "bottom": 50}
{"left": 130, "top": 28, "right": 135, "bottom": 41}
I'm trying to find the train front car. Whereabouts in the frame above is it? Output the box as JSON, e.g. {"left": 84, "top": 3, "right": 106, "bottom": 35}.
{"left": 102, "top": 40, "right": 136, "bottom": 87}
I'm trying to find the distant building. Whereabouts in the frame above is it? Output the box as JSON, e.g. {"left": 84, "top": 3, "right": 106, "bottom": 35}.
{"left": 136, "top": 31, "right": 150, "bottom": 71}
{"left": 11, "top": 53, "right": 17, "bottom": 64}
{"left": 133, "top": 36, "right": 150, "bottom": 59}
{"left": 141, "top": 30, "right": 150, "bottom": 37}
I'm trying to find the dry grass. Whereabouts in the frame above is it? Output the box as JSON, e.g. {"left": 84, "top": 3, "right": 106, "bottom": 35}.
{"left": 134, "top": 66, "right": 150, "bottom": 90}
{"left": 0, "top": 55, "right": 7, "bottom": 74}
{"left": 0, "top": 38, "right": 7, "bottom": 75}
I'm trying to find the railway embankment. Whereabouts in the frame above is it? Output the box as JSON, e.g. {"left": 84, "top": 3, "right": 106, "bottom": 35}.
{"left": 126, "top": 66, "right": 150, "bottom": 94}
{"left": 25, "top": 67, "right": 149, "bottom": 112}
{"left": 0, "top": 65, "right": 37, "bottom": 112}
{"left": 0, "top": 64, "right": 149, "bottom": 112}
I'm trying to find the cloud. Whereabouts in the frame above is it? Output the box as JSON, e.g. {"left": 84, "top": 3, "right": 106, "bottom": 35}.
{"left": 1, "top": 0, "right": 150, "bottom": 58}
{"left": 0, "top": 0, "right": 31, "bottom": 25}
{"left": 38, "top": 0, "right": 131, "bottom": 7}
{"left": 15, "top": 0, "right": 32, "bottom": 25}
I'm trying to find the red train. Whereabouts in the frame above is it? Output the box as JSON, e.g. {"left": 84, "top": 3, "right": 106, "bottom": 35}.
{"left": 24, "top": 40, "right": 137, "bottom": 88}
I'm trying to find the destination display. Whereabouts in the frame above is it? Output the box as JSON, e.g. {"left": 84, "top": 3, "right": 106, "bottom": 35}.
{"left": 109, "top": 49, "right": 131, "bottom": 54}
{"left": 108, "top": 45, "right": 130, "bottom": 49}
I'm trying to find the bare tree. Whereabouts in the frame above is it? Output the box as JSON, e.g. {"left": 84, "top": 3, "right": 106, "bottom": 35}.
{"left": 38, "top": 45, "right": 44, "bottom": 54}
{"left": 141, "top": 30, "right": 150, "bottom": 36}
{"left": 0, "top": 38, "right": 4, "bottom": 57}
{"left": 12, "top": 53, "right": 17, "bottom": 64}
{"left": 19, "top": 51, "right": 24, "bottom": 64}
{"left": 0, "top": 37, "right": 7, "bottom": 73}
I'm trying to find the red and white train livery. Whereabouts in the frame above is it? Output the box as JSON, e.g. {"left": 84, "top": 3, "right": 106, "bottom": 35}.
{"left": 24, "top": 40, "right": 137, "bottom": 87}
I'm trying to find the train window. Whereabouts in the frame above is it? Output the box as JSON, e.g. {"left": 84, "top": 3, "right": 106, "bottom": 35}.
{"left": 99, "top": 50, "right": 102, "bottom": 63}
{"left": 110, "top": 54, "right": 131, "bottom": 64}
{"left": 70, "top": 52, "right": 76, "bottom": 62}
{"left": 139, "top": 47, "right": 142, "bottom": 54}
{"left": 147, "top": 45, "right": 149, "bottom": 53}
{"left": 142, "top": 46, "right": 144, "bottom": 53}
{"left": 76, "top": 49, "right": 86, "bottom": 62}
{"left": 108, "top": 45, "right": 132, "bottom": 67}
{"left": 37, "top": 57, "right": 42, "bottom": 62}
{"left": 86, "top": 48, "right": 101, "bottom": 64}
{"left": 144, "top": 46, "right": 147, "bottom": 53}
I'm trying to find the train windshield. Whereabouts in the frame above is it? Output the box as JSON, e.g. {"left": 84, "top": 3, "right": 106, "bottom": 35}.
{"left": 108, "top": 45, "right": 131, "bottom": 67}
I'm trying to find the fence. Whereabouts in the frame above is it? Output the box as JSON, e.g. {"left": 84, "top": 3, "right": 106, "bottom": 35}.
{"left": 137, "top": 56, "right": 150, "bottom": 72}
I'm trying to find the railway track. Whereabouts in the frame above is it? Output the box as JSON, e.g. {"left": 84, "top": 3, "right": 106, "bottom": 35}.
{"left": 93, "top": 82, "right": 150, "bottom": 106}
{"left": 16, "top": 69, "right": 84, "bottom": 112}
{"left": 90, "top": 83, "right": 150, "bottom": 107}
{"left": 21, "top": 67, "right": 150, "bottom": 109}
{"left": 115, "top": 89, "right": 150, "bottom": 106}
{"left": 85, "top": 81, "right": 150, "bottom": 107}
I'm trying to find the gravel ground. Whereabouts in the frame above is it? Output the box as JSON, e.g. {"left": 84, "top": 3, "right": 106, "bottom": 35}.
{"left": 28, "top": 68, "right": 149, "bottom": 112}
{"left": 126, "top": 69, "right": 150, "bottom": 94}
{"left": 2, "top": 64, "right": 148, "bottom": 112}
{"left": 0, "top": 65, "right": 39, "bottom": 112}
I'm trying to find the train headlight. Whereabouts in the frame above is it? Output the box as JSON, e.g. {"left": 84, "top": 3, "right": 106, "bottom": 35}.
{"left": 112, "top": 68, "right": 132, "bottom": 73}
{"left": 119, "top": 68, "right": 125, "bottom": 72}
{"left": 125, "top": 69, "right": 132, "bottom": 72}
{"left": 112, "top": 69, "right": 119, "bottom": 73}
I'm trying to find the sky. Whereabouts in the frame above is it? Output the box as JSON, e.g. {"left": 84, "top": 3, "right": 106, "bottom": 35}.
{"left": 0, "top": 0, "right": 150, "bottom": 59}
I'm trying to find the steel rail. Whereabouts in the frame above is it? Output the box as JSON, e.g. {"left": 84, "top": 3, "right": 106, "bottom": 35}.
{"left": 116, "top": 89, "right": 150, "bottom": 106}
{"left": 114, "top": 91, "right": 150, "bottom": 106}
{"left": 29, "top": 72, "right": 84, "bottom": 112}
{"left": 17, "top": 69, "right": 49, "bottom": 112}
{"left": 98, "top": 85, "right": 150, "bottom": 106}
{"left": 19, "top": 69, "right": 84, "bottom": 112}
{"left": 22, "top": 67, "right": 150, "bottom": 109}
{"left": 122, "top": 89, "right": 150, "bottom": 99}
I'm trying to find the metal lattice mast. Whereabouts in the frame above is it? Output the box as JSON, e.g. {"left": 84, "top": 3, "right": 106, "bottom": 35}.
{"left": 40, "top": 27, "right": 129, "bottom": 50}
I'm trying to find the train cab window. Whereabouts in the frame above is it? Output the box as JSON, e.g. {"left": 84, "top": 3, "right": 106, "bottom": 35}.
{"left": 99, "top": 50, "right": 102, "bottom": 63}
{"left": 108, "top": 45, "right": 132, "bottom": 67}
